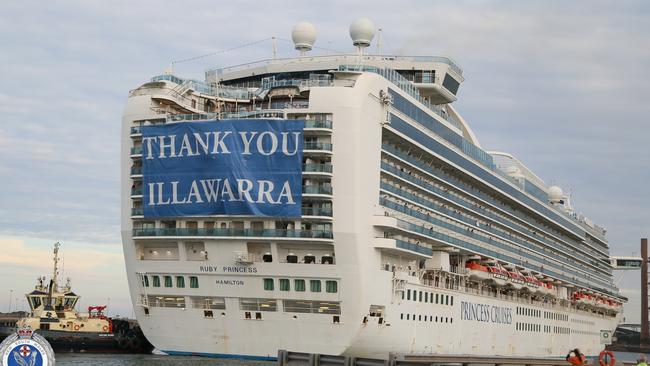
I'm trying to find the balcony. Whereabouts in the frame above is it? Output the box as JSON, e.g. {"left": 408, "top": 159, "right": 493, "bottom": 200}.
{"left": 131, "top": 166, "right": 142, "bottom": 176}
{"left": 132, "top": 228, "right": 333, "bottom": 240}
{"left": 304, "top": 120, "right": 332, "bottom": 130}
{"left": 131, "top": 187, "right": 142, "bottom": 196}
{"left": 303, "top": 142, "right": 332, "bottom": 153}
{"left": 132, "top": 207, "right": 143, "bottom": 216}
{"left": 301, "top": 207, "right": 333, "bottom": 217}
{"left": 130, "top": 146, "right": 142, "bottom": 156}
{"left": 302, "top": 185, "right": 332, "bottom": 195}
{"left": 302, "top": 163, "right": 332, "bottom": 174}
{"left": 130, "top": 126, "right": 142, "bottom": 136}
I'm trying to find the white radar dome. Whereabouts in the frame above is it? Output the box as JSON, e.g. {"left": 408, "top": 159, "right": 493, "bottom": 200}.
{"left": 291, "top": 22, "right": 316, "bottom": 52}
{"left": 349, "top": 18, "right": 375, "bottom": 48}
{"left": 548, "top": 186, "right": 564, "bottom": 202}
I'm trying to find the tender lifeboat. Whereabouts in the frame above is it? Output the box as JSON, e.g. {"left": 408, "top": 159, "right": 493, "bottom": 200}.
{"left": 466, "top": 261, "right": 491, "bottom": 281}
{"left": 506, "top": 271, "right": 525, "bottom": 290}
{"left": 542, "top": 282, "right": 556, "bottom": 297}
{"left": 487, "top": 266, "right": 508, "bottom": 286}
{"left": 572, "top": 292, "right": 591, "bottom": 306}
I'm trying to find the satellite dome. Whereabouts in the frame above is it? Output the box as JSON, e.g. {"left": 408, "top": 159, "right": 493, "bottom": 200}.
{"left": 291, "top": 22, "right": 316, "bottom": 52}
{"left": 349, "top": 18, "right": 375, "bottom": 48}
{"left": 548, "top": 186, "right": 564, "bottom": 202}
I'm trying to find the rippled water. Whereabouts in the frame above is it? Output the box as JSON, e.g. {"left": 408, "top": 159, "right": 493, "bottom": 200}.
{"left": 54, "top": 353, "right": 274, "bottom": 366}
{"left": 50, "top": 351, "right": 649, "bottom": 366}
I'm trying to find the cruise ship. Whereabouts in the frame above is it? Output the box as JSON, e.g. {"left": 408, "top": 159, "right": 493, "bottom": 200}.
{"left": 120, "top": 19, "right": 624, "bottom": 360}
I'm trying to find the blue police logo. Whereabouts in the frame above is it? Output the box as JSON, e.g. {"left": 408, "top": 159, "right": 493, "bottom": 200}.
{"left": 0, "top": 327, "right": 54, "bottom": 366}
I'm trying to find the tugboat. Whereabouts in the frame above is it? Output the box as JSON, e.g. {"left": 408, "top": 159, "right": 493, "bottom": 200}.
{"left": 11, "top": 242, "right": 153, "bottom": 353}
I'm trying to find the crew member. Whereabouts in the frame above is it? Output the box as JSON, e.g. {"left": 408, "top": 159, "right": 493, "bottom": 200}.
{"left": 566, "top": 348, "right": 586, "bottom": 366}
{"left": 637, "top": 354, "right": 648, "bottom": 366}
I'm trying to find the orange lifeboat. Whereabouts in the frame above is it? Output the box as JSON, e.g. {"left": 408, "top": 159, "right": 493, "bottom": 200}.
{"left": 487, "top": 266, "right": 508, "bottom": 286}
{"left": 466, "top": 261, "right": 491, "bottom": 281}
{"left": 506, "top": 271, "right": 525, "bottom": 290}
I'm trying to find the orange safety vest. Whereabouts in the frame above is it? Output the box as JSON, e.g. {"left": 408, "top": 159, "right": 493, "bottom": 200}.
{"left": 568, "top": 355, "right": 586, "bottom": 366}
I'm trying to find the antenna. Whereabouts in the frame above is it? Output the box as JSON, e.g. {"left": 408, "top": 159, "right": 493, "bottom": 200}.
{"left": 272, "top": 37, "right": 277, "bottom": 59}
{"left": 377, "top": 28, "right": 383, "bottom": 55}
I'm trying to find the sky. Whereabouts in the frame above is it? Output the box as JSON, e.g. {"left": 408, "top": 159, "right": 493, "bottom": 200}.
{"left": 0, "top": 0, "right": 649, "bottom": 321}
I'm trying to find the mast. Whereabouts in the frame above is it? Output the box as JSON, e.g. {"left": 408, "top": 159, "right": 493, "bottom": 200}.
{"left": 45, "top": 242, "right": 61, "bottom": 310}
{"left": 52, "top": 241, "right": 61, "bottom": 290}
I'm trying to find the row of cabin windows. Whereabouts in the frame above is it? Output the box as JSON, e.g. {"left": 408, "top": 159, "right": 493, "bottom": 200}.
{"left": 143, "top": 275, "right": 199, "bottom": 289}
{"left": 402, "top": 289, "right": 452, "bottom": 306}
{"left": 571, "top": 318, "right": 594, "bottom": 325}
{"left": 546, "top": 311, "right": 569, "bottom": 321}
{"left": 400, "top": 313, "right": 453, "bottom": 323}
{"left": 263, "top": 278, "right": 338, "bottom": 293}
{"left": 516, "top": 322, "right": 541, "bottom": 332}
{"left": 517, "top": 306, "right": 541, "bottom": 318}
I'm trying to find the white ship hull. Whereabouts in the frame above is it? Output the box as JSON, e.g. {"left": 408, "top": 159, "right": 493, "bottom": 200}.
{"left": 121, "top": 52, "right": 623, "bottom": 360}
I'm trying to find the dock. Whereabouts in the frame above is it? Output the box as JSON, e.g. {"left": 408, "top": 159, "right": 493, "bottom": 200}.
{"left": 277, "top": 350, "right": 633, "bottom": 366}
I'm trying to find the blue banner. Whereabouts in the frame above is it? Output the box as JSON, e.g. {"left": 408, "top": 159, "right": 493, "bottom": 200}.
{"left": 141, "top": 119, "right": 304, "bottom": 217}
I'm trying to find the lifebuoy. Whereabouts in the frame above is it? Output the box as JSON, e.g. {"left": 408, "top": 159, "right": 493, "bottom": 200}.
{"left": 102, "top": 325, "right": 109, "bottom": 332}
{"left": 73, "top": 324, "right": 80, "bottom": 331}
{"left": 599, "top": 350, "right": 615, "bottom": 366}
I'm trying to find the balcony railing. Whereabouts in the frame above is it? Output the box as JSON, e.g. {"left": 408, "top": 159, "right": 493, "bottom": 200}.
{"left": 133, "top": 228, "right": 333, "bottom": 239}
{"left": 132, "top": 207, "right": 331, "bottom": 217}
{"left": 131, "top": 166, "right": 142, "bottom": 175}
{"left": 302, "top": 163, "right": 333, "bottom": 173}
{"left": 304, "top": 120, "right": 332, "bottom": 129}
{"left": 131, "top": 146, "right": 142, "bottom": 155}
{"left": 131, "top": 126, "right": 142, "bottom": 135}
{"left": 301, "top": 207, "right": 333, "bottom": 216}
{"left": 302, "top": 185, "right": 332, "bottom": 195}
{"left": 303, "top": 142, "right": 332, "bottom": 151}
{"left": 131, "top": 187, "right": 142, "bottom": 196}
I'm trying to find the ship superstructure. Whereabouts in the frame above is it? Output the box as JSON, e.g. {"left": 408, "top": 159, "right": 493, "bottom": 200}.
{"left": 121, "top": 19, "right": 624, "bottom": 360}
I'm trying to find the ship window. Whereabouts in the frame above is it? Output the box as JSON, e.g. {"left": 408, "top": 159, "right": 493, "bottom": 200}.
{"left": 294, "top": 279, "right": 306, "bottom": 292}
{"left": 279, "top": 279, "right": 290, "bottom": 291}
{"left": 419, "top": 291, "right": 422, "bottom": 302}
{"left": 445, "top": 296, "right": 449, "bottom": 306}
{"left": 425, "top": 293, "right": 429, "bottom": 303}
{"left": 143, "top": 276, "right": 149, "bottom": 287}
{"left": 191, "top": 297, "right": 225, "bottom": 310}
{"left": 240, "top": 298, "right": 277, "bottom": 312}
{"left": 450, "top": 296, "right": 454, "bottom": 306}
{"left": 407, "top": 290, "right": 411, "bottom": 300}
{"left": 401, "top": 313, "right": 404, "bottom": 320}
{"left": 189, "top": 276, "right": 199, "bottom": 288}
{"left": 310, "top": 280, "right": 321, "bottom": 292}
{"left": 152, "top": 276, "right": 160, "bottom": 287}
{"left": 419, "top": 315, "right": 421, "bottom": 321}
{"left": 176, "top": 276, "right": 185, "bottom": 288}
{"left": 263, "top": 278, "right": 275, "bottom": 291}
{"left": 325, "top": 281, "right": 338, "bottom": 293}
{"left": 204, "top": 310, "right": 213, "bottom": 318}
{"left": 407, "top": 314, "right": 410, "bottom": 320}
{"left": 164, "top": 276, "right": 173, "bottom": 287}
{"left": 435, "top": 294, "right": 439, "bottom": 304}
